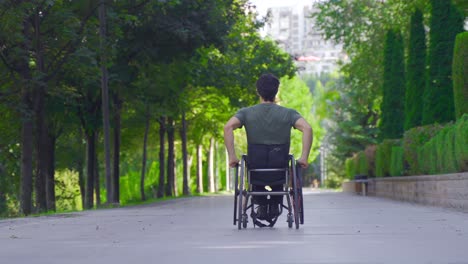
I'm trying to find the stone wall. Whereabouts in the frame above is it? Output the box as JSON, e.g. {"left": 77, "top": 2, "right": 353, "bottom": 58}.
{"left": 342, "top": 172, "right": 468, "bottom": 212}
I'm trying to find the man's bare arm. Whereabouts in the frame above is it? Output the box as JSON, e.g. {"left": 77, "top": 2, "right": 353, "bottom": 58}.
{"left": 223, "top": 116, "right": 242, "bottom": 167}
{"left": 294, "top": 118, "right": 313, "bottom": 168}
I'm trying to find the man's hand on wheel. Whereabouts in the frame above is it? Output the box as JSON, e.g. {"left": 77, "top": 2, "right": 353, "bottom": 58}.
{"left": 229, "top": 156, "right": 240, "bottom": 167}
{"left": 297, "top": 157, "right": 309, "bottom": 168}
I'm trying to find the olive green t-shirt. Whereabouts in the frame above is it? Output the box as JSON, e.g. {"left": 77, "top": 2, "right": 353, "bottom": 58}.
{"left": 235, "top": 103, "right": 302, "bottom": 145}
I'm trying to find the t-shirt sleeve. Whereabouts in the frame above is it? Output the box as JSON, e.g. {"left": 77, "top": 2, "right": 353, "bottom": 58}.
{"left": 234, "top": 108, "right": 247, "bottom": 127}
{"left": 290, "top": 109, "right": 302, "bottom": 128}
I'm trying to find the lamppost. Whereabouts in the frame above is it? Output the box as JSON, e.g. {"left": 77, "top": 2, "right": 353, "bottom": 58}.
{"left": 320, "top": 144, "right": 327, "bottom": 187}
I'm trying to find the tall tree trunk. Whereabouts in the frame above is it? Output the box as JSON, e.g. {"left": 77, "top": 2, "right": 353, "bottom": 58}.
{"left": 157, "top": 117, "right": 166, "bottom": 198}
{"left": 78, "top": 153, "right": 85, "bottom": 209}
{"left": 33, "top": 11, "right": 47, "bottom": 213}
{"left": 77, "top": 128, "right": 86, "bottom": 208}
{"left": 215, "top": 141, "right": 219, "bottom": 191}
{"left": 46, "top": 134, "right": 56, "bottom": 211}
{"left": 85, "top": 131, "right": 96, "bottom": 209}
{"left": 208, "top": 138, "right": 215, "bottom": 193}
{"left": 112, "top": 93, "right": 122, "bottom": 204}
{"left": 140, "top": 110, "right": 150, "bottom": 201}
{"left": 197, "top": 144, "right": 203, "bottom": 193}
{"left": 19, "top": 7, "right": 33, "bottom": 216}
{"left": 181, "top": 112, "right": 190, "bottom": 196}
{"left": 188, "top": 155, "right": 193, "bottom": 192}
{"left": 99, "top": 0, "right": 112, "bottom": 203}
{"left": 94, "top": 143, "right": 101, "bottom": 207}
{"left": 20, "top": 105, "right": 33, "bottom": 215}
{"left": 166, "top": 118, "right": 175, "bottom": 197}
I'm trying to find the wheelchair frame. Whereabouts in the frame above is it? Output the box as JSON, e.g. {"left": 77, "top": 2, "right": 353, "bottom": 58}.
{"left": 233, "top": 154, "right": 304, "bottom": 229}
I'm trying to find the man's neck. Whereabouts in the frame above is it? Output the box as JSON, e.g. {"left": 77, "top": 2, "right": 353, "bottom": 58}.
{"left": 260, "top": 98, "right": 275, "bottom": 104}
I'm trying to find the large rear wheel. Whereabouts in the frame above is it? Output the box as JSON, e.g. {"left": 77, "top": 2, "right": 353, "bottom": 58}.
{"left": 296, "top": 164, "right": 304, "bottom": 225}
{"left": 237, "top": 160, "right": 245, "bottom": 230}
{"left": 233, "top": 165, "right": 239, "bottom": 226}
{"left": 292, "top": 160, "right": 300, "bottom": 229}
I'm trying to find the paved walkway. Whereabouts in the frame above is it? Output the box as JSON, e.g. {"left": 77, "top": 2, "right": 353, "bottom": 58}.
{"left": 1, "top": 190, "right": 468, "bottom": 264}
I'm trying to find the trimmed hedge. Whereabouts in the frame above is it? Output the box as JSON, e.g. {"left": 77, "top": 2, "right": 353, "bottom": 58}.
{"left": 376, "top": 139, "right": 401, "bottom": 177}
{"left": 357, "top": 151, "right": 368, "bottom": 176}
{"left": 344, "top": 115, "right": 467, "bottom": 179}
{"left": 364, "top": 145, "right": 377, "bottom": 177}
{"left": 390, "top": 146, "right": 404, "bottom": 176}
{"left": 403, "top": 123, "right": 444, "bottom": 175}
{"left": 453, "top": 32, "right": 468, "bottom": 120}
{"left": 454, "top": 114, "right": 468, "bottom": 171}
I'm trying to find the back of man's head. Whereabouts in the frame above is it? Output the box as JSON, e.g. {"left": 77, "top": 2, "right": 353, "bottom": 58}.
{"left": 256, "top": 73, "right": 280, "bottom": 102}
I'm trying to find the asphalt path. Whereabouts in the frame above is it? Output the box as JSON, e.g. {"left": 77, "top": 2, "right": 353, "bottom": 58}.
{"left": 1, "top": 189, "right": 468, "bottom": 264}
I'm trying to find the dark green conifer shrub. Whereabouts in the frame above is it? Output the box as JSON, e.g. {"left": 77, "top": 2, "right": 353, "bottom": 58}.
{"left": 390, "top": 146, "right": 404, "bottom": 176}
{"left": 376, "top": 139, "right": 401, "bottom": 177}
{"left": 452, "top": 32, "right": 468, "bottom": 120}
{"left": 380, "top": 30, "right": 405, "bottom": 139}
{"left": 423, "top": 0, "right": 464, "bottom": 124}
{"left": 404, "top": 9, "right": 426, "bottom": 130}
{"left": 403, "top": 124, "right": 444, "bottom": 175}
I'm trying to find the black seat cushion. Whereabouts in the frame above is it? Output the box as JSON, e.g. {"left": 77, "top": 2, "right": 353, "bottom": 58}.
{"left": 247, "top": 144, "right": 289, "bottom": 186}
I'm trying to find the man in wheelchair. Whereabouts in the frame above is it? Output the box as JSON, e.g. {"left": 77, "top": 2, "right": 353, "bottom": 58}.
{"left": 224, "top": 73, "right": 312, "bottom": 227}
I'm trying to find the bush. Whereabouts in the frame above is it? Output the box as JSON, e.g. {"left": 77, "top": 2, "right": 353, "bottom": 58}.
{"left": 357, "top": 151, "right": 368, "bottom": 176}
{"left": 453, "top": 32, "right": 468, "bottom": 119}
{"left": 376, "top": 139, "right": 401, "bottom": 177}
{"left": 403, "top": 123, "right": 444, "bottom": 175}
{"left": 324, "top": 175, "right": 344, "bottom": 189}
{"left": 454, "top": 114, "right": 468, "bottom": 171}
{"left": 419, "top": 138, "right": 438, "bottom": 175}
{"left": 390, "top": 146, "right": 404, "bottom": 176}
{"left": 416, "top": 116, "right": 468, "bottom": 175}
{"left": 55, "top": 170, "right": 82, "bottom": 211}
{"left": 345, "top": 155, "right": 357, "bottom": 179}
{"left": 434, "top": 125, "right": 455, "bottom": 173}
{"left": 364, "top": 145, "right": 377, "bottom": 177}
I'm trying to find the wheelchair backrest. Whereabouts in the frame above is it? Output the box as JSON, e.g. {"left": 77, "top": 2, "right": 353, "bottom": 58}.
{"left": 246, "top": 143, "right": 290, "bottom": 186}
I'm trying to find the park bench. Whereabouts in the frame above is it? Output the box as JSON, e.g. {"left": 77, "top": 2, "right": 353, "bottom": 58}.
{"left": 354, "top": 175, "right": 369, "bottom": 196}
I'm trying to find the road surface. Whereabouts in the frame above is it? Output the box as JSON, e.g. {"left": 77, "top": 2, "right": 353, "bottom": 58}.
{"left": 1, "top": 190, "right": 468, "bottom": 264}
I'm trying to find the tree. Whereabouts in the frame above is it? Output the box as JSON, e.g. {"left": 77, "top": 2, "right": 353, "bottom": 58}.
{"left": 380, "top": 30, "right": 405, "bottom": 139}
{"left": 0, "top": 0, "right": 97, "bottom": 214}
{"left": 452, "top": 32, "right": 468, "bottom": 120}
{"left": 98, "top": 0, "right": 113, "bottom": 204}
{"left": 404, "top": 9, "right": 426, "bottom": 130}
{"left": 423, "top": 0, "right": 465, "bottom": 125}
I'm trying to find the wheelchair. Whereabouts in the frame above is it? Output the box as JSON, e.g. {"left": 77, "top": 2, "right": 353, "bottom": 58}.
{"left": 233, "top": 146, "right": 304, "bottom": 229}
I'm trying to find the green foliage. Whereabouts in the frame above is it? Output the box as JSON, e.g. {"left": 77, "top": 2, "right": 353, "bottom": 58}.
{"left": 324, "top": 76, "right": 379, "bottom": 160}
{"left": 454, "top": 114, "right": 468, "bottom": 171}
{"left": 423, "top": 0, "right": 465, "bottom": 125}
{"left": 376, "top": 139, "right": 401, "bottom": 177}
{"left": 345, "top": 156, "right": 357, "bottom": 179}
{"left": 380, "top": 29, "right": 405, "bottom": 140}
{"left": 402, "top": 123, "right": 444, "bottom": 175}
{"left": 364, "top": 145, "right": 377, "bottom": 177}
{"left": 404, "top": 9, "right": 426, "bottom": 130}
{"left": 418, "top": 137, "right": 437, "bottom": 174}
{"left": 416, "top": 116, "right": 467, "bottom": 175}
{"left": 324, "top": 175, "right": 344, "bottom": 189}
{"left": 356, "top": 152, "right": 368, "bottom": 176}
{"left": 452, "top": 32, "right": 468, "bottom": 120}
{"left": 390, "top": 146, "right": 404, "bottom": 176}
{"left": 120, "top": 161, "right": 159, "bottom": 205}
{"left": 279, "top": 76, "right": 320, "bottom": 160}
{"left": 55, "top": 170, "right": 82, "bottom": 211}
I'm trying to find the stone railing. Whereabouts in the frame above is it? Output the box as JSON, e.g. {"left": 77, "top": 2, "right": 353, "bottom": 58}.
{"left": 342, "top": 172, "right": 468, "bottom": 212}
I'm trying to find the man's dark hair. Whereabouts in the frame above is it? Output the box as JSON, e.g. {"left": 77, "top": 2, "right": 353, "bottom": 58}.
{"left": 256, "top": 73, "right": 280, "bottom": 102}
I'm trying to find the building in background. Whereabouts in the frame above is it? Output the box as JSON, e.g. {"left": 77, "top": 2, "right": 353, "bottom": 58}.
{"left": 264, "top": 4, "right": 346, "bottom": 76}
